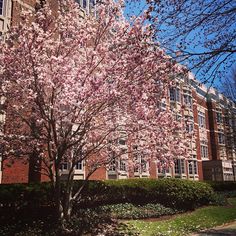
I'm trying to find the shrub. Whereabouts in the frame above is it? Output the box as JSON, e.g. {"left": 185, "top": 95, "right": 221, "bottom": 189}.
{"left": 0, "top": 178, "right": 216, "bottom": 211}
{"left": 207, "top": 181, "right": 236, "bottom": 192}
{"left": 76, "top": 178, "right": 216, "bottom": 210}
{"left": 0, "top": 182, "right": 53, "bottom": 208}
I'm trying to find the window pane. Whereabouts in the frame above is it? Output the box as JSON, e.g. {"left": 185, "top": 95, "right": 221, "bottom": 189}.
{"left": 198, "top": 111, "right": 205, "bottom": 128}
{"left": 120, "top": 160, "right": 126, "bottom": 171}
{"left": 194, "top": 162, "right": 198, "bottom": 175}
{"left": 218, "top": 132, "right": 225, "bottom": 144}
{"left": 200, "top": 145, "right": 208, "bottom": 158}
{"left": 170, "top": 88, "right": 175, "bottom": 101}
{"left": 60, "top": 162, "right": 68, "bottom": 170}
{"left": 119, "top": 139, "right": 126, "bottom": 145}
{"left": 75, "top": 161, "right": 83, "bottom": 170}
{"left": 175, "top": 160, "right": 180, "bottom": 174}
{"left": 176, "top": 88, "right": 180, "bottom": 102}
{"left": 181, "top": 160, "right": 185, "bottom": 173}
{"left": 90, "top": 0, "right": 95, "bottom": 6}
{"left": 188, "top": 161, "right": 193, "bottom": 174}
{"left": 0, "top": 0, "right": 3, "bottom": 15}
{"left": 109, "top": 157, "right": 116, "bottom": 171}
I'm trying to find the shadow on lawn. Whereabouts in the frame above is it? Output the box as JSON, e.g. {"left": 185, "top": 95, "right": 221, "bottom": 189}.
{"left": 0, "top": 205, "right": 123, "bottom": 236}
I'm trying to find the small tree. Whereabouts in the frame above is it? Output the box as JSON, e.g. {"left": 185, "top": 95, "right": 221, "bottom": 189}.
{"left": 0, "top": 0, "right": 188, "bottom": 227}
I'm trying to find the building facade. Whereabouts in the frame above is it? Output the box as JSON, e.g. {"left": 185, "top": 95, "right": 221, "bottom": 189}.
{"left": 0, "top": 0, "right": 236, "bottom": 183}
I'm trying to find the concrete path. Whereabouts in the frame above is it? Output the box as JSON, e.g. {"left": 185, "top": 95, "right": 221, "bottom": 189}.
{"left": 191, "top": 221, "right": 236, "bottom": 236}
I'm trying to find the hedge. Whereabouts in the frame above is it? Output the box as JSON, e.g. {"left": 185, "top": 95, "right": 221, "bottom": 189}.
{"left": 206, "top": 181, "right": 236, "bottom": 192}
{"left": 78, "top": 178, "right": 216, "bottom": 210}
{"left": 0, "top": 179, "right": 216, "bottom": 211}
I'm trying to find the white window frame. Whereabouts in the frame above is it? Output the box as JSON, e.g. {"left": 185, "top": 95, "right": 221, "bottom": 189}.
{"left": 157, "top": 164, "right": 170, "bottom": 175}
{"left": 216, "top": 112, "right": 223, "bottom": 124}
{"left": 174, "top": 159, "right": 185, "bottom": 175}
{"left": 170, "top": 88, "right": 181, "bottom": 102}
{"left": 218, "top": 130, "right": 225, "bottom": 144}
{"left": 183, "top": 94, "right": 192, "bottom": 108}
{"left": 75, "top": 160, "right": 83, "bottom": 170}
{"left": 134, "top": 152, "right": 148, "bottom": 174}
{"left": 198, "top": 111, "right": 206, "bottom": 128}
{"left": 185, "top": 116, "right": 194, "bottom": 133}
{"left": 200, "top": 143, "right": 208, "bottom": 159}
{"left": 119, "top": 159, "right": 126, "bottom": 172}
{"left": 108, "top": 152, "right": 116, "bottom": 172}
{"left": 77, "top": 0, "right": 96, "bottom": 14}
{"left": 188, "top": 160, "right": 198, "bottom": 175}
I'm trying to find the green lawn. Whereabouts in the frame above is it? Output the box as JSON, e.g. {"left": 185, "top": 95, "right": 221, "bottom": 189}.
{"left": 123, "top": 198, "right": 236, "bottom": 236}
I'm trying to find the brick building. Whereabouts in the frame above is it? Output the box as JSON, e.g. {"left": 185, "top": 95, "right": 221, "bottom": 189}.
{"left": 0, "top": 0, "right": 236, "bottom": 183}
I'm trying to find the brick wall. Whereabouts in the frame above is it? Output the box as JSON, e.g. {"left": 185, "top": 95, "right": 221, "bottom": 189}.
{"left": 2, "top": 158, "right": 29, "bottom": 183}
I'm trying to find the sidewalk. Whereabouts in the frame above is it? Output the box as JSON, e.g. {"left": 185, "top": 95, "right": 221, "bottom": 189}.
{"left": 191, "top": 221, "right": 236, "bottom": 236}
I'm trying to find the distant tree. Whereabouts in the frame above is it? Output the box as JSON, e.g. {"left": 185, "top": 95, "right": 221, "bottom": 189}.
{"left": 0, "top": 0, "right": 188, "bottom": 230}
{"left": 222, "top": 65, "right": 236, "bottom": 102}
{"left": 127, "top": 0, "right": 236, "bottom": 83}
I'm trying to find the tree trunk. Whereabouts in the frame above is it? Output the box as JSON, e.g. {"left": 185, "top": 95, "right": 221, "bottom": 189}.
{"left": 54, "top": 179, "right": 64, "bottom": 221}
{"left": 63, "top": 189, "right": 73, "bottom": 222}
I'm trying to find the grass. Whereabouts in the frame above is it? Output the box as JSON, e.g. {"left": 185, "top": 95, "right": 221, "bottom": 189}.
{"left": 122, "top": 198, "right": 236, "bottom": 236}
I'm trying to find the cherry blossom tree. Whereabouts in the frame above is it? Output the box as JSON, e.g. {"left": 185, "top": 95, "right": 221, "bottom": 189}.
{"left": 0, "top": 0, "right": 188, "bottom": 226}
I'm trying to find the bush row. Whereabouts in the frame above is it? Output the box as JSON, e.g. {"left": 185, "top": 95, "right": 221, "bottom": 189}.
{"left": 0, "top": 182, "right": 53, "bottom": 207}
{"left": 0, "top": 179, "right": 217, "bottom": 211}
{"left": 207, "top": 181, "right": 236, "bottom": 192}
{"left": 79, "top": 178, "right": 217, "bottom": 210}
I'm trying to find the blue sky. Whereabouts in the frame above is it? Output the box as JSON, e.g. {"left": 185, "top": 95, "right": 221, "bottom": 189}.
{"left": 124, "top": 0, "right": 236, "bottom": 90}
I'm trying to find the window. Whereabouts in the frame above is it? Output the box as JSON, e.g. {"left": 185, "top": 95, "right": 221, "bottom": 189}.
{"left": 180, "top": 160, "right": 185, "bottom": 174}
{"left": 76, "top": 0, "right": 87, "bottom": 9}
{"left": 170, "top": 88, "right": 175, "bottom": 101}
{"left": 109, "top": 158, "right": 116, "bottom": 171}
{"left": 120, "top": 160, "right": 126, "bottom": 171}
{"left": 119, "top": 139, "right": 126, "bottom": 145}
{"left": 169, "top": 88, "right": 181, "bottom": 102}
{"left": 60, "top": 162, "right": 68, "bottom": 171}
{"left": 134, "top": 149, "right": 148, "bottom": 173}
{"left": 188, "top": 161, "right": 198, "bottom": 175}
{"left": 90, "top": 0, "right": 95, "bottom": 6}
{"left": 157, "top": 161, "right": 170, "bottom": 174}
{"left": 0, "top": 0, "right": 3, "bottom": 15}
{"left": 198, "top": 111, "right": 206, "bottom": 128}
{"left": 186, "top": 123, "right": 194, "bottom": 133}
{"left": 175, "top": 88, "right": 180, "bottom": 102}
{"left": 175, "top": 114, "right": 182, "bottom": 122}
{"left": 224, "top": 116, "right": 229, "bottom": 125}
{"left": 158, "top": 167, "right": 170, "bottom": 174}
{"left": 218, "top": 130, "right": 225, "bottom": 144}
{"left": 60, "top": 161, "right": 83, "bottom": 171}
{"left": 109, "top": 152, "right": 116, "bottom": 171}
{"left": 174, "top": 160, "right": 180, "bottom": 174}
{"left": 76, "top": 0, "right": 96, "bottom": 13}
{"left": 83, "top": 0, "right": 87, "bottom": 8}
{"left": 75, "top": 161, "right": 83, "bottom": 170}
{"left": 183, "top": 94, "right": 192, "bottom": 108}
{"left": 216, "top": 112, "right": 223, "bottom": 123}
{"left": 200, "top": 144, "right": 208, "bottom": 158}
{"left": 185, "top": 116, "right": 194, "bottom": 133}
{"left": 160, "top": 102, "right": 167, "bottom": 111}
{"left": 174, "top": 159, "right": 185, "bottom": 174}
